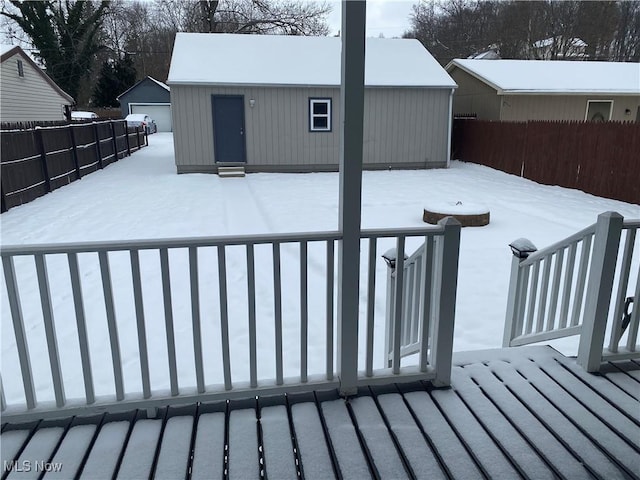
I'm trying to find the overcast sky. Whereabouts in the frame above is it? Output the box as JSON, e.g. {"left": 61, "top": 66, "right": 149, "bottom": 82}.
{"left": 326, "top": 0, "right": 416, "bottom": 38}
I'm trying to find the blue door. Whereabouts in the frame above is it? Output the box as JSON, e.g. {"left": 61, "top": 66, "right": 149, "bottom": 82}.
{"left": 212, "top": 95, "right": 246, "bottom": 163}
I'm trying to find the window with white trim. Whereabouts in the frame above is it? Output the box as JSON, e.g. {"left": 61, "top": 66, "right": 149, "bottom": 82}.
{"left": 309, "top": 98, "right": 331, "bottom": 132}
{"left": 585, "top": 100, "right": 613, "bottom": 122}
{"left": 17, "top": 59, "right": 24, "bottom": 77}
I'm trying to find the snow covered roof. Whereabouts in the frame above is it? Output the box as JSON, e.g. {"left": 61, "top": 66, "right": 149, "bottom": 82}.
{"left": 447, "top": 59, "right": 640, "bottom": 95}
{"left": 533, "top": 36, "right": 587, "bottom": 48}
{"left": 167, "top": 33, "right": 456, "bottom": 88}
{"left": 148, "top": 76, "right": 170, "bottom": 92}
{"left": 467, "top": 49, "right": 500, "bottom": 60}
{"left": 116, "top": 76, "right": 170, "bottom": 100}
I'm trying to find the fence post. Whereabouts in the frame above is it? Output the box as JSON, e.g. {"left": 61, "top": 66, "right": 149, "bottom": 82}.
{"left": 431, "top": 217, "right": 461, "bottom": 387}
{"left": 68, "top": 125, "right": 81, "bottom": 179}
{"left": 93, "top": 122, "right": 104, "bottom": 169}
{"left": 110, "top": 120, "right": 118, "bottom": 161}
{"left": 577, "top": 211, "right": 623, "bottom": 372}
{"left": 124, "top": 123, "right": 131, "bottom": 156}
{"left": 1, "top": 184, "right": 7, "bottom": 213}
{"left": 35, "top": 127, "right": 51, "bottom": 193}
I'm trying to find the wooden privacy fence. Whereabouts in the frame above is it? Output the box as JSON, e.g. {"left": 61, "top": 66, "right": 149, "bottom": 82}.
{"left": 1, "top": 121, "right": 146, "bottom": 212}
{"left": 452, "top": 120, "right": 640, "bottom": 205}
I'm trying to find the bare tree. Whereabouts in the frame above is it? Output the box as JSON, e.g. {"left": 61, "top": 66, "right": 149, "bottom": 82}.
{"left": 133, "top": 0, "right": 331, "bottom": 80}
{"left": 406, "top": 0, "right": 640, "bottom": 64}
{"left": 406, "top": 0, "right": 500, "bottom": 64}
{"left": 154, "top": 0, "right": 331, "bottom": 35}
{"left": 611, "top": 1, "right": 640, "bottom": 61}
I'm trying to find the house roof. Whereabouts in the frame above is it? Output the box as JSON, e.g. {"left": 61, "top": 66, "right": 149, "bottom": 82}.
{"left": 1, "top": 44, "right": 74, "bottom": 103}
{"left": 1, "top": 44, "right": 18, "bottom": 56}
{"left": 446, "top": 59, "right": 640, "bottom": 95}
{"left": 116, "top": 76, "right": 170, "bottom": 100}
{"left": 167, "top": 33, "right": 456, "bottom": 88}
{"left": 532, "top": 36, "right": 587, "bottom": 48}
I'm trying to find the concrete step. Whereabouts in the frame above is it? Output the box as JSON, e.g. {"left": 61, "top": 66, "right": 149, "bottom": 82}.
{"left": 218, "top": 166, "right": 245, "bottom": 178}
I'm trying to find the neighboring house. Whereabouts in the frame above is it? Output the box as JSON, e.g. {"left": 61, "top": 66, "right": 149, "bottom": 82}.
{"left": 0, "top": 44, "right": 74, "bottom": 122}
{"left": 531, "top": 36, "right": 588, "bottom": 60}
{"left": 446, "top": 59, "right": 640, "bottom": 122}
{"left": 167, "top": 33, "right": 457, "bottom": 173}
{"left": 467, "top": 45, "right": 501, "bottom": 60}
{"left": 117, "top": 76, "right": 172, "bottom": 132}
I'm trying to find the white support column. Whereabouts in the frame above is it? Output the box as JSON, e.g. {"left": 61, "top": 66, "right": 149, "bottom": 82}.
{"left": 577, "top": 211, "right": 623, "bottom": 372}
{"left": 337, "top": 0, "right": 366, "bottom": 396}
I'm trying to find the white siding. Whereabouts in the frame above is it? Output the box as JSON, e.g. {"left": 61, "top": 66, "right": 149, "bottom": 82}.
{"left": 0, "top": 52, "right": 71, "bottom": 122}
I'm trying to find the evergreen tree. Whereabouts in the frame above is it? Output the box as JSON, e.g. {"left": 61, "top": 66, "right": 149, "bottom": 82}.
{"left": 1, "top": 0, "right": 109, "bottom": 101}
{"left": 92, "top": 54, "right": 136, "bottom": 107}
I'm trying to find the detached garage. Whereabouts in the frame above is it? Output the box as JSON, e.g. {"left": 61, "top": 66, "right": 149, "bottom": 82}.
{"left": 167, "top": 33, "right": 457, "bottom": 173}
{"left": 117, "top": 76, "right": 172, "bottom": 132}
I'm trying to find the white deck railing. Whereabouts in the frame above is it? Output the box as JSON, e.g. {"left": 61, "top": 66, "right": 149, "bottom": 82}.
{"left": 503, "top": 212, "right": 639, "bottom": 371}
{"left": 382, "top": 217, "right": 461, "bottom": 381}
{"left": 1, "top": 219, "right": 460, "bottom": 423}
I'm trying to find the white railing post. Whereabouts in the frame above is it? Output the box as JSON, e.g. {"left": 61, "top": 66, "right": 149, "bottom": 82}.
{"left": 336, "top": 0, "right": 366, "bottom": 396}
{"left": 503, "top": 255, "right": 524, "bottom": 347}
{"left": 503, "top": 238, "right": 537, "bottom": 346}
{"left": 382, "top": 249, "right": 397, "bottom": 367}
{"left": 431, "top": 217, "right": 461, "bottom": 387}
{"left": 577, "top": 211, "right": 623, "bottom": 372}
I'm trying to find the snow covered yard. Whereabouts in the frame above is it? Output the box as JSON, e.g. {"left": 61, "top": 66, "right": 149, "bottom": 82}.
{"left": 2, "top": 132, "right": 638, "bottom": 406}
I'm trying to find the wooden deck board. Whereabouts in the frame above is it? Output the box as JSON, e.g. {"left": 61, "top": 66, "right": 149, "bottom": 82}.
{"left": 259, "top": 405, "right": 298, "bottom": 479}
{"left": 403, "top": 390, "right": 486, "bottom": 479}
{"left": 155, "top": 415, "right": 194, "bottom": 479}
{"left": 489, "top": 359, "right": 624, "bottom": 479}
{"left": 79, "top": 421, "right": 130, "bottom": 480}
{"left": 377, "top": 392, "right": 447, "bottom": 479}
{"left": 115, "top": 420, "right": 161, "bottom": 479}
{"left": 2, "top": 346, "right": 638, "bottom": 479}
{"left": 45, "top": 425, "right": 96, "bottom": 480}
{"left": 349, "top": 395, "right": 409, "bottom": 478}
{"left": 319, "top": 399, "right": 370, "bottom": 478}
{"left": 189, "top": 413, "right": 225, "bottom": 480}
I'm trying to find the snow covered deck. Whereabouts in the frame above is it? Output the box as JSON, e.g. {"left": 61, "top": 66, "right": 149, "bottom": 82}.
{"left": 2, "top": 345, "right": 638, "bottom": 479}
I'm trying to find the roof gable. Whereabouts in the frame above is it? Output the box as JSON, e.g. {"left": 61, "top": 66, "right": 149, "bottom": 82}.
{"left": 1, "top": 44, "right": 74, "bottom": 103}
{"left": 167, "top": 33, "right": 456, "bottom": 88}
{"left": 116, "top": 76, "right": 170, "bottom": 100}
{"left": 447, "top": 59, "right": 640, "bottom": 95}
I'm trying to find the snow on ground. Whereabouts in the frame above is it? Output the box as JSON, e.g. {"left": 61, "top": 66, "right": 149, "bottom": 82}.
{"left": 1, "top": 133, "right": 638, "bottom": 406}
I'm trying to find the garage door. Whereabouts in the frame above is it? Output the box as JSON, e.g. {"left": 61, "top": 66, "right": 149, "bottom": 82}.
{"left": 130, "top": 104, "right": 172, "bottom": 132}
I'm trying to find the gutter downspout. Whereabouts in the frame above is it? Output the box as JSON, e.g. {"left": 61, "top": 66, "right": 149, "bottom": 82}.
{"left": 447, "top": 88, "right": 455, "bottom": 167}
